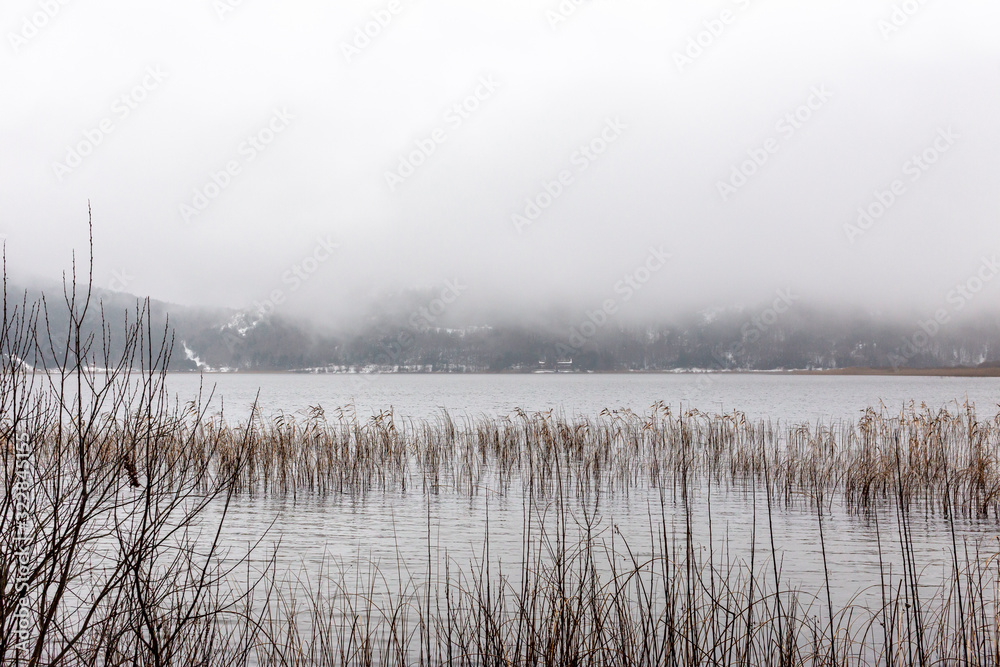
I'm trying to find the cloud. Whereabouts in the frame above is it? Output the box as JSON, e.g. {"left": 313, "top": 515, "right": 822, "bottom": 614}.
{"left": 2, "top": 0, "right": 999, "bottom": 326}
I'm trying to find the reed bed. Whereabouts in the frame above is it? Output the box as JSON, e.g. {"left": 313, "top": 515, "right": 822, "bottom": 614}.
{"left": 7, "top": 386, "right": 1000, "bottom": 665}
{"left": 74, "top": 400, "right": 998, "bottom": 519}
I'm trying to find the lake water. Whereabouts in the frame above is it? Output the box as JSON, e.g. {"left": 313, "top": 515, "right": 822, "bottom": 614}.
{"left": 165, "top": 373, "right": 1000, "bottom": 640}
{"left": 214, "top": 479, "right": 998, "bottom": 612}
{"left": 164, "top": 371, "right": 1000, "bottom": 424}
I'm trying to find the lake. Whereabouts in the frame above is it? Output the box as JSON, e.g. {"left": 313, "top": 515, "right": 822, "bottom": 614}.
{"left": 163, "top": 371, "right": 1000, "bottom": 424}
{"left": 164, "top": 373, "right": 1000, "bottom": 629}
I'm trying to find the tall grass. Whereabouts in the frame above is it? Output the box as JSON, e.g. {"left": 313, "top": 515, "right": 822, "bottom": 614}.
{"left": 139, "top": 401, "right": 1000, "bottom": 523}
{"left": 12, "top": 396, "right": 1000, "bottom": 514}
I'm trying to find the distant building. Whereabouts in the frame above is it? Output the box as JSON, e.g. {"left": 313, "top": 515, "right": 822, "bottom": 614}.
{"left": 535, "top": 359, "right": 574, "bottom": 373}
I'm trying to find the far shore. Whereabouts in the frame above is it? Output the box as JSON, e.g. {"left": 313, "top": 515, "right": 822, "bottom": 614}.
{"left": 163, "top": 366, "right": 1000, "bottom": 377}
{"left": 791, "top": 366, "right": 1000, "bottom": 377}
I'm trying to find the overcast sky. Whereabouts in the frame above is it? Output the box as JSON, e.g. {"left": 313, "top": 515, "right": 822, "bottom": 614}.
{"left": 2, "top": 0, "right": 998, "bottom": 326}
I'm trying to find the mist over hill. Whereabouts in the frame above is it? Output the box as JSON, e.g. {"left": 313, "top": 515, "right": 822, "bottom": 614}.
{"left": 7, "top": 279, "right": 1000, "bottom": 373}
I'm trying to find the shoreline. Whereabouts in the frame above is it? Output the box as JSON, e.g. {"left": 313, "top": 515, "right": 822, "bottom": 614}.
{"left": 789, "top": 366, "right": 1000, "bottom": 377}
{"left": 162, "top": 366, "right": 1000, "bottom": 377}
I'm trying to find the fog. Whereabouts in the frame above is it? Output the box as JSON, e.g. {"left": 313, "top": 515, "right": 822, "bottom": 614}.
{"left": 2, "top": 0, "right": 998, "bottom": 329}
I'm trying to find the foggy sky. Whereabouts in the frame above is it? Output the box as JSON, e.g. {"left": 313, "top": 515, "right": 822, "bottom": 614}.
{"left": 2, "top": 0, "right": 998, "bottom": 328}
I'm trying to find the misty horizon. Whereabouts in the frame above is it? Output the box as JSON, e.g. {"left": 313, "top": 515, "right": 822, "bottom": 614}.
{"left": 3, "top": 0, "right": 999, "bottom": 335}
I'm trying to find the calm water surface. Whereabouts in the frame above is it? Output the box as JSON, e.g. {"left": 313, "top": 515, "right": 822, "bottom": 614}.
{"left": 167, "top": 374, "right": 1000, "bottom": 612}
{"left": 165, "top": 372, "right": 1000, "bottom": 424}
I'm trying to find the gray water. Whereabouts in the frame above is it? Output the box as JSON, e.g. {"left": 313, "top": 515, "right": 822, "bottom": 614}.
{"left": 214, "top": 482, "right": 998, "bottom": 613}
{"left": 165, "top": 371, "right": 1000, "bottom": 424}
{"left": 166, "top": 373, "right": 1000, "bottom": 622}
